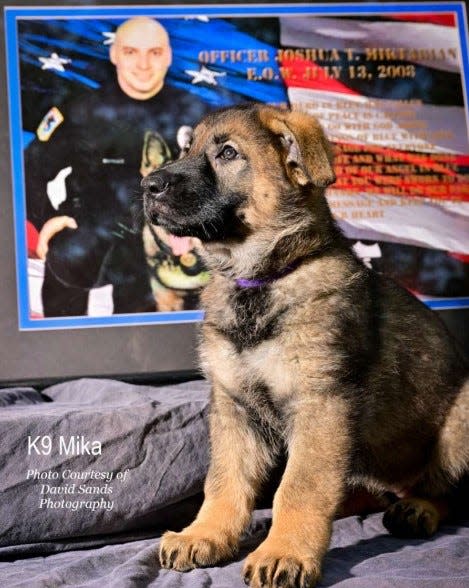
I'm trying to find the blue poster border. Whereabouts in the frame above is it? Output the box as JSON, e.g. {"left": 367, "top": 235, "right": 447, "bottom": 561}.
{"left": 5, "top": 2, "right": 469, "bottom": 330}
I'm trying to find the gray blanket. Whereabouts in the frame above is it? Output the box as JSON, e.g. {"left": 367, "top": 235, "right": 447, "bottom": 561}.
{"left": 0, "top": 379, "right": 209, "bottom": 548}
{"left": 1, "top": 378, "right": 468, "bottom": 587}
{"left": 1, "top": 511, "right": 468, "bottom": 587}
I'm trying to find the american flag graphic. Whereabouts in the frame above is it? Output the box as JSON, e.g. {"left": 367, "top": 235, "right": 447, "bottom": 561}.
{"left": 278, "top": 14, "right": 469, "bottom": 260}
{"left": 17, "top": 12, "right": 469, "bottom": 309}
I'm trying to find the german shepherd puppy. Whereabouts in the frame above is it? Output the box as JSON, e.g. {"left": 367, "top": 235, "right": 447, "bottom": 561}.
{"left": 142, "top": 104, "right": 469, "bottom": 588}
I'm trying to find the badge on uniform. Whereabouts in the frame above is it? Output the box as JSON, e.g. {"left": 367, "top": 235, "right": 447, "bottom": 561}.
{"left": 36, "top": 106, "right": 64, "bottom": 142}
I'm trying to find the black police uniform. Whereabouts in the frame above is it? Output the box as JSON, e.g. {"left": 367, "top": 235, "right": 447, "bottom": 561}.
{"left": 25, "top": 80, "right": 210, "bottom": 317}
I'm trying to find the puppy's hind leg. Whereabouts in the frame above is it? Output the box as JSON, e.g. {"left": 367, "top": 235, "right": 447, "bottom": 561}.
{"left": 384, "top": 379, "right": 469, "bottom": 539}
{"left": 437, "top": 378, "right": 469, "bottom": 485}
{"left": 383, "top": 496, "right": 449, "bottom": 538}
{"left": 159, "top": 382, "right": 275, "bottom": 571}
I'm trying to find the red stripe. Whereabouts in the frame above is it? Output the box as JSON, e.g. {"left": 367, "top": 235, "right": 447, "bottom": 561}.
{"left": 332, "top": 182, "right": 469, "bottom": 200}
{"left": 455, "top": 155, "right": 469, "bottom": 166}
{"left": 449, "top": 252, "right": 469, "bottom": 263}
{"left": 389, "top": 14, "right": 456, "bottom": 27}
{"left": 333, "top": 143, "right": 469, "bottom": 202}
{"left": 337, "top": 143, "right": 460, "bottom": 176}
{"left": 26, "top": 220, "right": 39, "bottom": 256}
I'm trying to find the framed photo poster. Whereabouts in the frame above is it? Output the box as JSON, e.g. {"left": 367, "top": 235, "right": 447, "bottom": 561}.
{"left": 1, "top": 2, "right": 468, "bottom": 384}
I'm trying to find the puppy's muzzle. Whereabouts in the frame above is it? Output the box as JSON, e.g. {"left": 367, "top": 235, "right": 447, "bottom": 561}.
{"left": 141, "top": 169, "right": 175, "bottom": 224}
{"left": 141, "top": 169, "right": 171, "bottom": 197}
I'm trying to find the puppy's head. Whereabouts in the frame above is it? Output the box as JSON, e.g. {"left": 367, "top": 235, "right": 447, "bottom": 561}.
{"left": 141, "top": 104, "right": 335, "bottom": 244}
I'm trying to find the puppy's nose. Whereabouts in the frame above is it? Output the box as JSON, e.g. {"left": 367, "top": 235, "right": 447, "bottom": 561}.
{"left": 141, "top": 170, "right": 171, "bottom": 195}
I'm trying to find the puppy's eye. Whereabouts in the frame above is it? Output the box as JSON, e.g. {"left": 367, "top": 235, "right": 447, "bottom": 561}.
{"left": 218, "top": 145, "right": 238, "bottom": 161}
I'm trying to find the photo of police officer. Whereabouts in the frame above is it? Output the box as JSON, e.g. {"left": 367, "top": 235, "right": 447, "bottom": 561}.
{"left": 24, "top": 17, "right": 210, "bottom": 317}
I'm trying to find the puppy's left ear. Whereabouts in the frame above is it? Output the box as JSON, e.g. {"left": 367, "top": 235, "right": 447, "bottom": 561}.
{"left": 260, "top": 109, "right": 336, "bottom": 188}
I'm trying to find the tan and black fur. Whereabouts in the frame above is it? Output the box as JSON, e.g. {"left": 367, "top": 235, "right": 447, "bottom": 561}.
{"left": 142, "top": 104, "right": 469, "bottom": 588}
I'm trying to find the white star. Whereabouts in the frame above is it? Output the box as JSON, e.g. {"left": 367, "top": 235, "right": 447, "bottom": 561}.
{"left": 185, "top": 65, "right": 226, "bottom": 86}
{"left": 38, "top": 52, "right": 71, "bottom": 72}
{"left": 102, "top": 32, "right": 115, "bottom": 45}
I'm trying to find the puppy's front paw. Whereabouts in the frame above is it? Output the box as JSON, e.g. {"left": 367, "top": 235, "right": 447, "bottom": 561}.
{"left": 383, "top": 498, "right": 440, "bottom": 538}
{"left": 159, "top": 527, "right": 235, "bottom": 571}
{"left": 243, "top": 539, "right": 321, "bottom": 588}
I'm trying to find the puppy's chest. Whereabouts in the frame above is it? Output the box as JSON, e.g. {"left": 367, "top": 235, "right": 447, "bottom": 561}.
{"left": 212, "top": 286, "right": 286, "bottom": 353}
{"left": 202, "top": 297, "right": 299, "bottom": 403}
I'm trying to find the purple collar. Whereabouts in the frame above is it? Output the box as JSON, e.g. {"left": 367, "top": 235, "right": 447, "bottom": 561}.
{"left": 235, "top": 257, "right": 303, "bottom": 289}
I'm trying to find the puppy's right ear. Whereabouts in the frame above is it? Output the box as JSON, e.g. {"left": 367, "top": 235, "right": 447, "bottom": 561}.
{"left": 176, "top": 125, "right": 194, "bottom": 158}
{"left": 259, "top": 108, "right": 335, "bottom": 188}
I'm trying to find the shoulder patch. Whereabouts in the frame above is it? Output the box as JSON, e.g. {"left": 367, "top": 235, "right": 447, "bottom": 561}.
{"left": 36, "top": 107, "right": 64, "bottom": 142}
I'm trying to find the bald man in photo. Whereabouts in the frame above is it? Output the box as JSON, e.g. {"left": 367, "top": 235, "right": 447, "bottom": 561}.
{"left": 25, "top": 17, "right": 209, "bottom": 317}
{"left": 110, "top": 17, "right": 171, "bottom": 100}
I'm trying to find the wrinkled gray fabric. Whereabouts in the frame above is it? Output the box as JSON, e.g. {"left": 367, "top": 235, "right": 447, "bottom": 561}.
{"left": 0, "top": 511, "right": 468, "bottom": 587}
{"left": 0, "top": 379, "right": 210, "bottom": 548}
{"left": 0, "top": 388, "right": 45, "bottom": 407}
{"left": 1, "top": 378, "right": 469, "bottom": 587}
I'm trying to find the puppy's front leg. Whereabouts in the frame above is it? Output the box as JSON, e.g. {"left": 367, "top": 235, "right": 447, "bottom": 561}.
{"left": 244, "top": 395, "right": 350, "bottom": 588}
{"left": 160, "top": 383, "right": 273, "bottom": 571}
